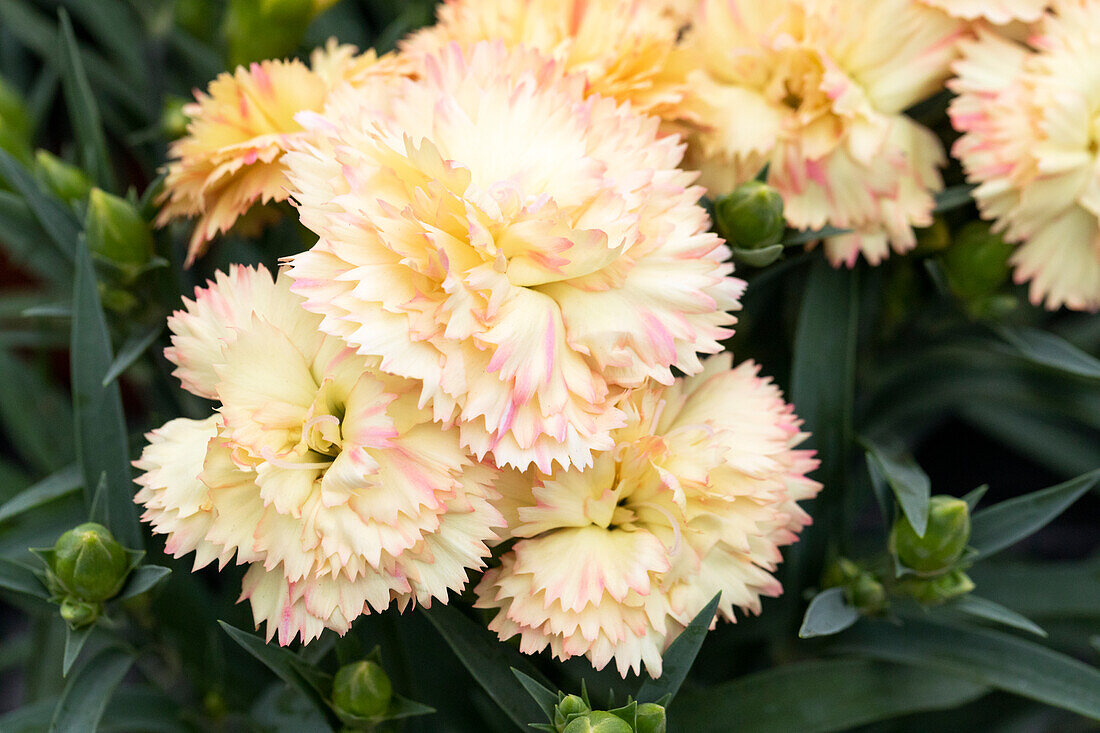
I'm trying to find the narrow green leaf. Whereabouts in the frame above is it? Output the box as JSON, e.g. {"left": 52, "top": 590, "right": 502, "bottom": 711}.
{"left": 71, "top": 237, "right": 142, "bottom": 548}
{"left": 670, "top": 659, "right": 988, "bottom": 733}
{"left": 798, "top": 587, "right": 860, "bottom": 639}
{"left": 782, "top": 225, "right": 853, "bottom": 246}
{"left": 384, "top": 695, "right": 436, "bottom": 721}
{"left": 0, "top": 557, "right": 49, "bottom": 599}
{"left": 967, "top": 559, "right": 1100, "bottom": 619}
{"left": 638, "top": 593, "right": 721, "bottom": 704}
{"left": 218, "top": 621, "right": 339, "bottom": 730}
{"left": 969, "top": 469, "right": 1100, "bottom": 559}
{"left": 835, "top": 617, "right": 1100, "bottom": 720}
{"left": 0, "top": 190, "right": 69, "bottom": 282}
{"left": 49, "top": 645, "right": 133, "bottom": 732}
{"left": 0, "top": 465, "right": 81, "bottom": 523}
{"left": 102, "top": 324, "right": 162, "bottom": 387}
{"left": 962, "top": 485, "right": 988, "bottom": 513}
{"left": 57, "top": 0, "right": 144, "bottom": 72}
{"left": 949, "top": 595, "right": 1047, "bottom": 637}
{"left": 62, "top": 625, "right": 93, "bottom": 676}
{"left": 787, "top": 258, "right": 859, "bottom": 584}
{"left": 932, "top": 184, "right": 976, "bottom": 213}
{"left": 422, "top": 604, "right": 551, "bottom": 730}
{"left": 864, "top": 438, "right": 931, "bottom": 536}
{"left": 512, "top": 669, "right": 559, "bottom": 722}
{"left": 58, "top": 10, "right": 114, "bottom": 190}
{"left": 996, "top": 325, "right": 1100, "bottom": 380}
{"left": 117, "top": 565, "right": 171, "bottom": 600}
{"left": 0, "top": 147, "right": 78, "bottom": 261}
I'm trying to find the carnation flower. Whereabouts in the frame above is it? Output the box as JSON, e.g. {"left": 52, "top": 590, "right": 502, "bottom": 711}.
{"left": 285, "top": 42, "right": 742, "bottom": 473}
{"left": 475, "top": 355, "right": 820, "bottom": 677}
{"left": 919, "top": 0, "right": 1047, "bottom": 23}
{"left": 949, "top": 2, "right": 1100, "bottom": 310}
{"left": 135, "top": 265, "right": 503, "bottom": 644}
{"left": 676, "top": 0, "right": 964, "bottom": 265}
{"left": 400, "top": 0, "right": 689, "bottom": 120}
{"left": 156, "top": 41, "right": 404, "bottom": 265}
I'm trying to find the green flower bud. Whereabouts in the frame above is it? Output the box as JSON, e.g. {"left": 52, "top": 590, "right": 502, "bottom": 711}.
{"left": 224, "top": 0, "right": 315, "bottom": 67}
{"left": 59, "top": 597, "right": 101, "bottom": 629}
{"left": 0, "top": 77, "right": 32, "bottom": 161}
{"left": 86, "top": 188, "right": 155, "bottom": 274}
{"left": 714, "top": 180, "right": 786, "bottom": 250}
{"left": 941, "top": 222, "right": 1014, "bottom": 301}
{"left": 52, "top": 522, "right": 130, "bottom": 601}
{"left": 847, "top": 574, "right": 887, "bottom": 615}
{"left": 562, "top": 711, "right": 633, "bottom": 733}
{"left": 332, "top": 660, "right": 392, "bottom": 719}
{"left": 899, "top": 568, "right": 975, "bottom": 605}
{"left": 822, "top": 557, "right": 862, "bottom": 589}
{"left": 160, "top": 96, "right": 191, "bottom": 141}
{"left": 554, "top": 694, "right": 590, "bottom": 729}
{"left": 35, "top": 151, "right": 93, "bottom": 204}
{"left": 891, "top": 496, "right": 971, "bottom": 576}
{"left": 635, "top": 702, "right": 667, "bottom": 733}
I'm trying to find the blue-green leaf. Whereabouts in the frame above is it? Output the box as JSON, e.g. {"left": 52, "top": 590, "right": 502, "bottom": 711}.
{"left": 50, "top": 645, "right": 133, "bottom": 731}
{"left": 949, "top": 595, "right": 1046, "bottom": 637}
{"left": 782, "top": 225, "right": 853, "bottom": 246}
{"left": 101, "top": 323, "right": 162, "bottom": 387}
{"left": 835, "top": 617, "right": 1100, "bottom": 720}
{"left": 70, "top": 236, "right": 142, "bottom": 548}
{"left": 58, "top": 9, "right": 114, "bottom": 190}
{"left": 932, "top": 184, "right": 976, "bottom": 213}
{"left": 218, "top": 621, "right": 338, "bottom": 729}
{"left": 62, "top": 625, "right": 93, "bottom": 676}
{"left": 799, "top": 587, "right": 860, "bottom": 639}
{"left": 117, "top": 564, "right": 171, "bottom": 600}
{"left": 0, "top": 465, "right": 81, "bottom": 523}
{"left": 512, "top": 669, "right": 558, "bottom": 722}
{"left": 0, "top": 147, "right": 78, "bottom": 261}
{"left": 864, "top": 437, "right": 931, "bottom": 536}
{"left": 962, "top": 485, "right": 988, "bottom": 513}
{"left": 669, "top": 658, "right": 988, "bottom": 733}
{"left": 969, "top": 468, "right": 1100, "bottom": 559}
{"left": 422, "top": 604, "right": 551, "bottom": 730}
{"left": 0, "top": 557, "right": 49, "bottom": 600}
{"left": 637, "top": 593, "right": 721, "bottom": 704}
{"left": 996, "top": 325, "right": 1100, "bottom": 380}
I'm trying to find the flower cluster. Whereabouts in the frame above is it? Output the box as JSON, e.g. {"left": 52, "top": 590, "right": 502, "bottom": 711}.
{"left": 949, "top": 0, "right": 1100, "bottom": 310}
{"left": 147, "top": 0, "right": 1100, "bottom": 677}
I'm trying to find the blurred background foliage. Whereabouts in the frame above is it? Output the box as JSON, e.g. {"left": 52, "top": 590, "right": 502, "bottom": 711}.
{"left": 0, "top": 1, "right": 1097, "bottom": 731}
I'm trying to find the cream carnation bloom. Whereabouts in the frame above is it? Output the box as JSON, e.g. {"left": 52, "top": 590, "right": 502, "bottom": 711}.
{"left": 156, "top": 41, "right": 405, "bottom": 265}
{"left": 475, "top": 355, "right": 820, "bottom": 677}
{"left": 134, "top": 265, "right": 503, "bottom": 644}
{"left": 919, "top": 0, "right": 1047, "bottom": 23}
{"left": 285, "top": 42, "right": 742, "bottom": 474}
{"left": 400, "top": 0, "right": 688, "bottom": 121}
{"left": 949, "top": 1, "right": 1100, "bottom": 310}
{"left": 677, "top": 0, "right": 964, "bottom": 266}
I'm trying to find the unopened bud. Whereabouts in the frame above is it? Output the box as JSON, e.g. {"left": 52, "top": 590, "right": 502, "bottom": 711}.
{"left": 160, "top": 96, "right": 191, "bottom": 141}
{"left": 900, "top": 568, "right": 975, "bottom": 605}
{"left": 332, "top": 660, "right": 392, "bottom": 719}
{"left": 635, "top": 702, "right": 667, "bottom": 733}
{"left": 891, "top": 496, "right": 971, "bottom": 575}
{"left": 822, "top": 557, "right": 862, "bottom": 589}
{"left": 941, "top": 222, "right": 1014, "bottom": 301}
{"left": 59, "top": 597, "right": 101, "bottom": 629}
{"left": 562, "top": 711, "right": 633, "bottom": 733}
{"left": 848, "top": 574, "right": 887, "bottom": 615}
{"left": 86, "top": 188, "right": 155, "bottom": 274}
{"left": 35, "top": 151, "right": 93, "bottom": 204}
{"left": 224, "top": 0, "right": 315, "bottom": 67}
{"left": 554, "top": 694, "right": 590, "bottom": 728}
{"left": 52, "top": 522, "right": 130, "bottom": 601}
{"left": 714, "top": 180, "right": 786, "bottom": 250}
